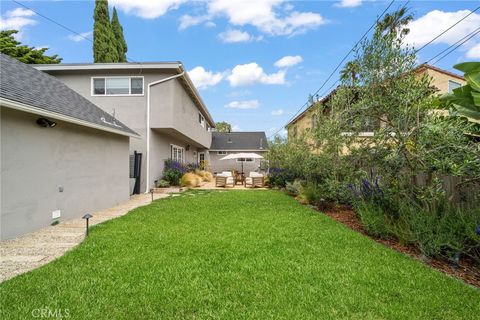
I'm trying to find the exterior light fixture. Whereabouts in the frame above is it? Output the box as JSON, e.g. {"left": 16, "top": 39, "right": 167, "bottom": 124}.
{"left": 36, "top": 117, "right": 57, "bottom": 128}
{"left": 82, "top": 213, "right": 93, "bottom": 236}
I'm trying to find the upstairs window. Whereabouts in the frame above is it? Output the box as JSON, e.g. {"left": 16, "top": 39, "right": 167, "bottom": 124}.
{"left": 217, "top": 151, "right": 227, "bottom": 155}
{"left": 198, "top": 113, "right": 205, "bottom": 127}
{"left": 448, "top": 80, "right": 461, "bottom": 93}
{"left": 92, "top": 77, "right": 144, "bottom": 96}
{"left": 236, "top": 158, "right": 254, "bottom": 163}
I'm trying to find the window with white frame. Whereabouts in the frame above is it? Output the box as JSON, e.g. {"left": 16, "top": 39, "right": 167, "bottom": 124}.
{"left": 448, "top": 80, "right": 461, "bottom": 93}
{"left": 198, "top": 113, "right": 205, "bottom": 127}
{"left": 170, "top": 144, "right": 184, "bottom": 163}
{"left": 236, "top": 158, "right": 254, "bottom": 162}
{"left": 92, "top": 77, "right": 144, "bottom": 96}
{"left": 217, "top": 151, "right": 227, "bottom": 155}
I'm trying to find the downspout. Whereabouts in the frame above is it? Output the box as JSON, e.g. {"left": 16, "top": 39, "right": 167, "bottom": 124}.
{"left": 145, "top": 70, "right": 185, "bottom": 193}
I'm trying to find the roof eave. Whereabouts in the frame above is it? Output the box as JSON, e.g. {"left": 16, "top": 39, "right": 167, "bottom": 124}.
{"left": 0, "top": 97, "right": 140, "bottom": 138}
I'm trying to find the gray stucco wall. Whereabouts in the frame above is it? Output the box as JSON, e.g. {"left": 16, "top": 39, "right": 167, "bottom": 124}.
{"left": 1, "top": 107, "right": 130, "bottom": 240}
{"left": 46, "top": 70, "right": 212, "bottom": 192}
{"left": 208, "top": 151, "right": 267, "bottom": 175}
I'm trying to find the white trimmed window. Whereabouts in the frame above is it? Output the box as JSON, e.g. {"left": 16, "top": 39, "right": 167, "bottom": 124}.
{"left": 198, "top": 113, "right": 205, "bottom": 127}
{"left": 170, "top": 144, "right": 184, "bottom": 163}
{"left": 236, "top": 158, "right": 254, "bottom": 163}
{"left": 92, "top": 77, "right": 144, "bottom": 96}
{"left": 217, "top": 151, "right": 227, "bottom": 155}
{"left": 448, "top": 80, "right": 461, "bottom": 93}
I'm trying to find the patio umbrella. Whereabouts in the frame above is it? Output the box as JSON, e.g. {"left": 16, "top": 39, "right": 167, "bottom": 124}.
{"left": 219, "top": 152, "right": 264, "bottom": 173}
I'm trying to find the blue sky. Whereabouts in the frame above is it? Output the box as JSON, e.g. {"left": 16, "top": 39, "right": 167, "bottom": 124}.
{"left": 1, "top": 1, "right": 479, "bottom": 136}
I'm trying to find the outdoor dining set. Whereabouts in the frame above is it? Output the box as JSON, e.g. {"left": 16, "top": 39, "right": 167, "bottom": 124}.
{"left": 215, "top": 152, "right": 265, "bottom": 188}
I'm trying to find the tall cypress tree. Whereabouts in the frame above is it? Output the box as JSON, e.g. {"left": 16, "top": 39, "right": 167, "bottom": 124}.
{"left": 93, "top": 0, "right": 117, "bottom": 63}
{"left": 111, "top": 7, "right": 127, "bottom": 62}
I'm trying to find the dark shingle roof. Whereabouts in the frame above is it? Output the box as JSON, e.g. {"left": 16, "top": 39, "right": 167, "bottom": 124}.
{"left": 0, "top": 54, "right": 137, "bottom": 136}
{"left": 211, "top": 132, "right": 268, "bottom": 150}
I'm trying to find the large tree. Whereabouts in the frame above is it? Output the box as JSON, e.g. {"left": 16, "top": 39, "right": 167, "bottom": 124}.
{"left": 0, "top": 30, "right": 61, "bottom": 64}
{"left": 93, "top": 0, "right": 117, "bottom": 63}
{"left": 111, "top": 7, "right": 127, "bottom": 62}
{"left": 215, "top": 121, "right": 232, "bottom": 132}
{"left": 375, "top": 6, "right": 413, "bottom": 38}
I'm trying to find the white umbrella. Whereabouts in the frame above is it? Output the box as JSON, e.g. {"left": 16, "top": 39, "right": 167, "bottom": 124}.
{"left": 219, "top": 152, "right": 264, "bottom": 173}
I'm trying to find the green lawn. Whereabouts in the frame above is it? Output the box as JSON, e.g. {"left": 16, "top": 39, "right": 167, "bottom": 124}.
{"left": 1, "top": 190, "right": 479, "bottom": 319}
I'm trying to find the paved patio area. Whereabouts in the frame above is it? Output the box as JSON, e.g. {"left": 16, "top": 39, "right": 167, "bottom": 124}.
{"left": 0, "top": 192, "right": 171, "bottom": 283}
{"left": 198, "top": 180, "right": 267, "bottom": 190}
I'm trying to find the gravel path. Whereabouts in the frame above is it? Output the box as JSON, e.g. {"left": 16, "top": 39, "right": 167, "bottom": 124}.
{"left": 0, "top": 192, "right": 171, "bottom": 283}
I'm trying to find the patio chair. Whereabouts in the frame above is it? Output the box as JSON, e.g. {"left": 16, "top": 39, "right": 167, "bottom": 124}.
{"left": 244, "top": 172, "right": 264, "bottom": 188}
{"left": 215, "top": 172, "right": 235, "bottom": 188}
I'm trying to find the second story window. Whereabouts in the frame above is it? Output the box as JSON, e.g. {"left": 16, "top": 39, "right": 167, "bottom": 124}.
{"left": 92, "top": 77, "right": 144, "bottom": 96}
{"left": 448, "top": 80, "right": 461, "bottom": 93}
{"left": 198, "top": 113, "right": 205, "bottom": 127}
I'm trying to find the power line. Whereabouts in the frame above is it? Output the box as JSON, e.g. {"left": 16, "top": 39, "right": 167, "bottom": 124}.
{"left": 268, "top": 0, "right": 396, "bottom": 139}
{"left": 11, "top": 0, "right": 136, "bottom": 63}
{"left": 425, "top": 27, "right": 480, "bottom": 65}
{"left": 414, "top": 6, "right": 480, "bottom": 53}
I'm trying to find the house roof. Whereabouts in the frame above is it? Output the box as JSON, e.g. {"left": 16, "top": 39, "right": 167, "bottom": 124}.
{"left": 286, "top": 64, "right": 465, "bottom": 128}
{"left": 415, "top": 63, "right": 464, "bottom": 81}
{"left": 287, "top": 88, "right": 337, "bottom": 127}
{"left": 0, "top": 54, "right": 138, "bottom": 137}
{"left": 34, "top": 62, "right": 215, "bottom": 127}
{"left": 210, "top": 132, "right": 268, "bottom": 151}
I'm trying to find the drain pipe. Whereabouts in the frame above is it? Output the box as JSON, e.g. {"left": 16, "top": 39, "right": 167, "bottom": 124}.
{"left": 145, "top": 70, "right": 185, "bottom": 193}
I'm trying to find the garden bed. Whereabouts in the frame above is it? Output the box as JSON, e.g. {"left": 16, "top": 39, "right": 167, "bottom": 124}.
{"left": 319, "top": 204, "right": 480, "bottom": 288}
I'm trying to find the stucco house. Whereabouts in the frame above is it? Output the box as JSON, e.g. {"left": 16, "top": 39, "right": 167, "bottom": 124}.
{"left": 286, "top": 64, "right": 466, "bottom": 141}
{"left": 208, "top": 132, "right": 268, "bottom": 174}
{"left": 35, "top": 62, "right": 215, "bottom": 194}
{"left": 0, "top": 54, "right": 138, "bottom": 240}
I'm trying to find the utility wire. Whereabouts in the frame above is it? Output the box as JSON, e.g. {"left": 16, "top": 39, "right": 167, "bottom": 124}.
{"left": 268, "top": 0, "right": 396, "bottom": 139}
{"left": 414, "top": 6, "right": 480, "bottom": 53}
{"left": 11, "top": 0, "right": 137, "bottom": 63}
{"left": 425, "top": 27, "right": 480, "bottom": 65}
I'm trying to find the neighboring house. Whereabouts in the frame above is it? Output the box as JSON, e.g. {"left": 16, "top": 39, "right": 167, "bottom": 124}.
{"left": 287, "top": 64, "right": 466, "bottom": 141}
{"left": 35, "top": 62, "right": 215, "bottom": 193}
{"left": 209, "top": 132, "right": 268, "bottom": 174}
{"left": 0, "top": 54, "right": 138, "bottom": 240}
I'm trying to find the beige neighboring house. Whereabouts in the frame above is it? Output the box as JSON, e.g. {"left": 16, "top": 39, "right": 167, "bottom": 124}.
{"left": 208, "top": 132, "right": 268, "bottom": 175}
{"left": 286, "top": 64, "right": 466, "bottom": 141}
{"left": 1, "top": 54, "right": 138, "bottom": 240}
{"left": 36, "top": 62, "right": 215, "bottom": 194}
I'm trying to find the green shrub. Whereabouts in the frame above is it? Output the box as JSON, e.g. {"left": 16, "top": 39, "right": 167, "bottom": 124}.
{"left": 163, "top": 169, "right": 182, "bottom": 186}
{"left": 394, "top": 202, "right": 480, "bottom": 260}
{"left": 285, "top": 180, "right": 303, "bottom": 196}
{"left": 355, "top": 201, "right": 392, "bottom": 238}
{"left": 156, "top": 179, "right": 170, "bottom": 188}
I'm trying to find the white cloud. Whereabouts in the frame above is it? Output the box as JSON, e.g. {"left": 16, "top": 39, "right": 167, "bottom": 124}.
{"left": 207, "top": 0, "right": 327, "bottom": 36}
{"left": 227, "top": 63, "right": 286, "bottom": 87}
{"left": 0, "top": 7, "right": 37, "bottom": 39}
{"left": 225, "top": 100, "right": 260, "bottom": 109}
{"left": 188, "top": 66, "right": 224, "bottom": 90}
{"left": 219, "top": 29, "right": 253, "bottom": 43}
{"left": 232, "top": 124, "right": 241, "bottom": 131}
{"left": 404, "top": 10, "right": 480, "bottom": 57}
{"left": 274, "top": 55, "right": 303, "bottom": 68}
{"left": 110, "top": 0, "right": 186, "bottom": 19}
{"left": 68, "top": 31, "right": 92, "bottom": 42}
{"left": 271, "top": 109, "right": 284, "bottom": 116}
{"left": 179, "top": 14, "right": 208, "bottom": 30}
{"left": 218, "top": 29, "right": 263, "bottom": 43}
{"left": 466, "top": 43, "right": 480, "bottom": 59}
{"left": 335, "top": 0, "right": 363, "bottom": 8}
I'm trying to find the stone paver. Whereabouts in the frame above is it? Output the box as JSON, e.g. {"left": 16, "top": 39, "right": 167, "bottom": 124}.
{"left": 0, "top": 193, "right": 170, "bottom": 283}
